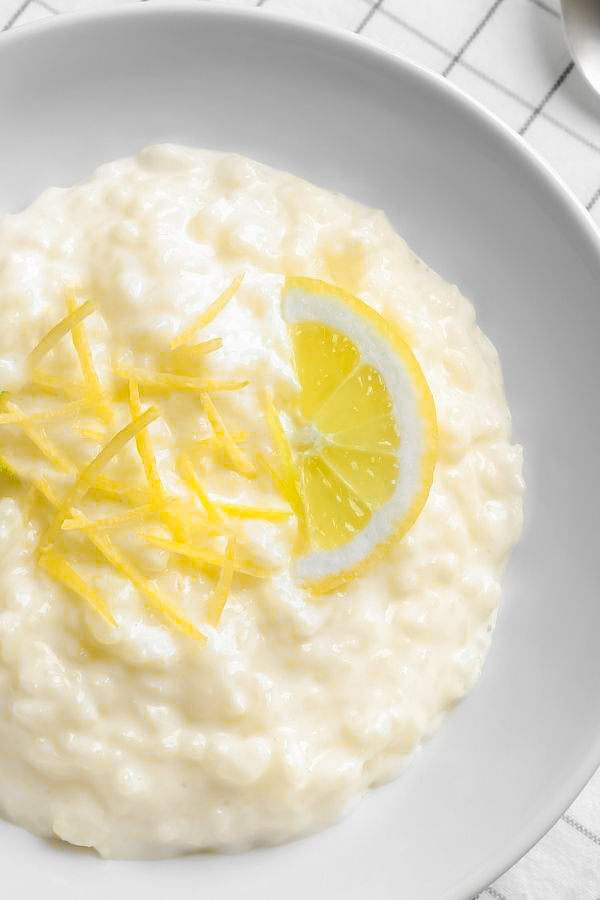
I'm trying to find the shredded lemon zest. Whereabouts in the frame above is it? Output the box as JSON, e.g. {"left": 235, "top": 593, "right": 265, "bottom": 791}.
{"left": 62, "top": 504, "right": 156, "bottom": 532}
{"left": 178, "top": 452, "right": 224, "bottom": 524}
{"left": 193, "top": 429, "right": 249, "bottom": 450}
{"left": 207, "top": 536, "right": 236, "bottom": 626}
{"left": 261, "top": 392, "right": 305, "bottom": 526}
{"left": 142, "top": 534, "right": 273, "bottom": 579}
{"left": 22, "top": 485, "right": 37, "bottom": 523}
{"left": 0, "top": 399, "right": 88, "bottom": 426}
{"left": 2, "top": 399, "right": 77, "bottom": 475}
{"left": 6, "top": 459, "right": 203, "bottom": 642}
{"left": 28, "top": 299, "right": 96, "bottom": 369}
{"left": 91, "top": 475, "right": 150, "bottom": 506}
{"left": 75, "top": 424, "right": 106, "bottom": 443}
{"left": 30, "top": 370, "right": 86, "bottom": 400}
{"left": 40, "top": 549, "right": 116, "bottom": 627}
{"left": 256, "top": 450, "right": 295, "bottom": 504}
{"left": 74, "top": 517, "right": 206, "bottom": 642}
{"left": 41, "top": 406, "right": 160, "bottom": 551}
{"left": 115, "top": 367, "right": 247, "bottom": 394}
{"left": 65, "top": 291, "right": 112, "bottom": 424}
{"left": 216, "top": 502, "right": 291, "bottom": 521}
{"left": 162, "top": 338, "right": 223, "bottom": 373}
{"left": 201, "top": 393, "right": 255, "bottom": 478}
{"left": 3, "top": 408, "right": 148, "bottom": 503}
{"left": 128, "top": 380, "right": 165, "bottom": 504}
{"left": 171, "top": 274, "right": 244, "bottom": 350}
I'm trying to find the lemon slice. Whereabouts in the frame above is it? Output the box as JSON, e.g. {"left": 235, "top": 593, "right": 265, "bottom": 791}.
{"left": 281, "top": 276, "right": 437, "bottom": 591}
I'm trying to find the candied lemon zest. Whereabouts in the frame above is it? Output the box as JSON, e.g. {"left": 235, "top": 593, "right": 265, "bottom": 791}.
{"left": 143, "top": 534, "right": 273, "bottom": 579}
{"left": 62, "top": 504, "right": 155, "bottom": 532}
{"left": 0, "top": 399, "right": 88, "bottom": 425}
{"left": 40, "top": 549, "right": 116, "bottom": 627}
{"left": 216, "top": 502, "right": 291, "bottom": 521}
{"left": 28, "top": 299, "right": 96, "bottom": 369}
{"left": 41, "top": 407, "right": 160, "bottom": 551}
{"left": 171, "top": 274, "right": 244, "bottom": 350}
{"left": 115, "top": 367, "right": 247, "bottom": 395}
{"left": 30, "top": 370, "right": 86, "bottom": 400}
{"left": 201, "top": 393, "right": 255, "bottom": 478}
{"left": 207, "top": 536, "right": 236, "bottom": 626}
{"left": 178, "top": 452, "right": 224, "bottom": 524}
{"left": 65, "top": 291, "right": 113, "bottom": 424}
{"left": 128, "top": 380, "right": 165, "bottom": 504}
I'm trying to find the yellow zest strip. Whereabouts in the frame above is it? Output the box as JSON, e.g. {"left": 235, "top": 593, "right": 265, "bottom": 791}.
{"left": 0, "top": 399, "right": 88, "bottom": 425}
{"left": 91, "top": 475, "right": 150, "bottom": 506}
{"left": 62, "top": 504, "right": 155, "bottom": 532}
{"left": 22, "top": 485, "right": 37, "bottom": 523}
{"left": 65, "top": 514, "right": 206, "bottom": 643}
{"left": 2, "top": 400, "right": 77, "bottom": 475}
{"left": 207, "top": 537, "right": 236, "bottom": 626}
{"left": 194, "top": 429, "right": 249, "bottom": 449}
{"left": 6, "top": 460, "right": 204, "bottom": 643}
{"left": 115, "top": 367, "right": 248, "bottom": 395}
{"left": 171, "top": 274, "right": 244, "bottom": 350}
{"left": 256, "top": 451, "right": 295, "bottom": 503}
{"left": 161, "top": 499, "right": 232, "bottom": 537}
{"left": 41, "top": 407, "right": 160, "bottom": 551}
{"left": 40, "top": 549, "right": 116, "bottom": 627}
{"left": 201, "top": 393, "right": 256, "bottom": 478}
{"left": 30, "top": 370, "right": 86, "bottom": 400}
{"left": 128, "top": 380, "right": 165, "bottom": 504}
{"left": 216, "top": 502, "right": 291, "bottom": 522}
{"left": 142, "top": 534, "right": 273, "bottom": 579}
{"left": 28, "top": 299, "right": 96, "bottom": 369}
{"left": 65, "top": 291, "right": 113, "bottom": 425}
{"left": 178, "top": 452, "right": 224, "bottom": 524}
{"left": 162, "top": 338, "right": 224, "bottom": 372}
{"left": 261, "top": 392, "right": 305, "bottom": 524}
{"left": 75, "top": 424, "right": 106, "bottom": 443}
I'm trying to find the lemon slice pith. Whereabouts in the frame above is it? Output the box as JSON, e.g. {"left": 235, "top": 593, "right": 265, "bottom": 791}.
{"left": 282, "top": 276, "right": 438, "bottom": 592}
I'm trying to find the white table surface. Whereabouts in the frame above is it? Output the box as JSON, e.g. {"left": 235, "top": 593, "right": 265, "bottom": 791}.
{"left": 1, "top": 1, "right": 599, "bottom": 897}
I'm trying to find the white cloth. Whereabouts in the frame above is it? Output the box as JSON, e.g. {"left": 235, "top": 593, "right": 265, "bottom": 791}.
{"left": 1, "top": 0, "right": 599, "bottom": 896}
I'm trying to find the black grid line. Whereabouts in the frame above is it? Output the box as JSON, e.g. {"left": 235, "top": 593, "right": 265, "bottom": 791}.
{"left": 519, "top": 61, "right": 574, "bottom": 134}
{"left": 563, "top": 813, "right": 600, "bottom": 847}
{"left": 355, "top": 0, "right": 384, "bottom": 35}
{"left": 586, "top": 185, "right": 600, "bottom": 211}
{"left": 255, "top": 0, "right": 269, "bottom": 6}
{"left": 2, "top": 0, "right": 32, "bottom": 29}
{"left": 527, "top": 0, "right": 560, "bottom": 17}
{"left": 357, "top": 0, "right": 600, "bottom": 157}
{"left": 443, "top": 0, "right": 506, "bottom": 77}
{"left": 36, "top": 0, "right": 56, "bottom": 12}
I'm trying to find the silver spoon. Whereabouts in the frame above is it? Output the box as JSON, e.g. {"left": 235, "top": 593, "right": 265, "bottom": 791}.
{"left": 561, "top": 0, "right": 600, "bottom": 96}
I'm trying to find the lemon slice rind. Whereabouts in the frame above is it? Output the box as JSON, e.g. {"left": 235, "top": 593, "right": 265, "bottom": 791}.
{"left": 283, "top": 276, "right": 437, "bottom": 591}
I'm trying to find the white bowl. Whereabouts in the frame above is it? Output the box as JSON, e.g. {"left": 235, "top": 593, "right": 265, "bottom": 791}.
{"left": 1, "top": 5, "right": 600, "bottom": 899}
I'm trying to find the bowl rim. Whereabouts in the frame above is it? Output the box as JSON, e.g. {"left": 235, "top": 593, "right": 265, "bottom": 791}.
{"left": 1, "top": 3, "right": 600, "bottom": 897}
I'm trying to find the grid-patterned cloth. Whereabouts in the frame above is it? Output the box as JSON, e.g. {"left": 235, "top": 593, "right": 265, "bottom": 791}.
{"left": 1, "top": 1, "right": 599, "bottom": 897}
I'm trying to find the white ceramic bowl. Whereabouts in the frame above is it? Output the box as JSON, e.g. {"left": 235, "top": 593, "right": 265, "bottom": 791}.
{"left": 1, "top": 5, "right": 600, "bottom": 899}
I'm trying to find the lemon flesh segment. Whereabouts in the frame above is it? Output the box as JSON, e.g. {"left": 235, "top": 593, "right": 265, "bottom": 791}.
{"left": 283, "top": 276, "right": 437, "bottom": 590}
